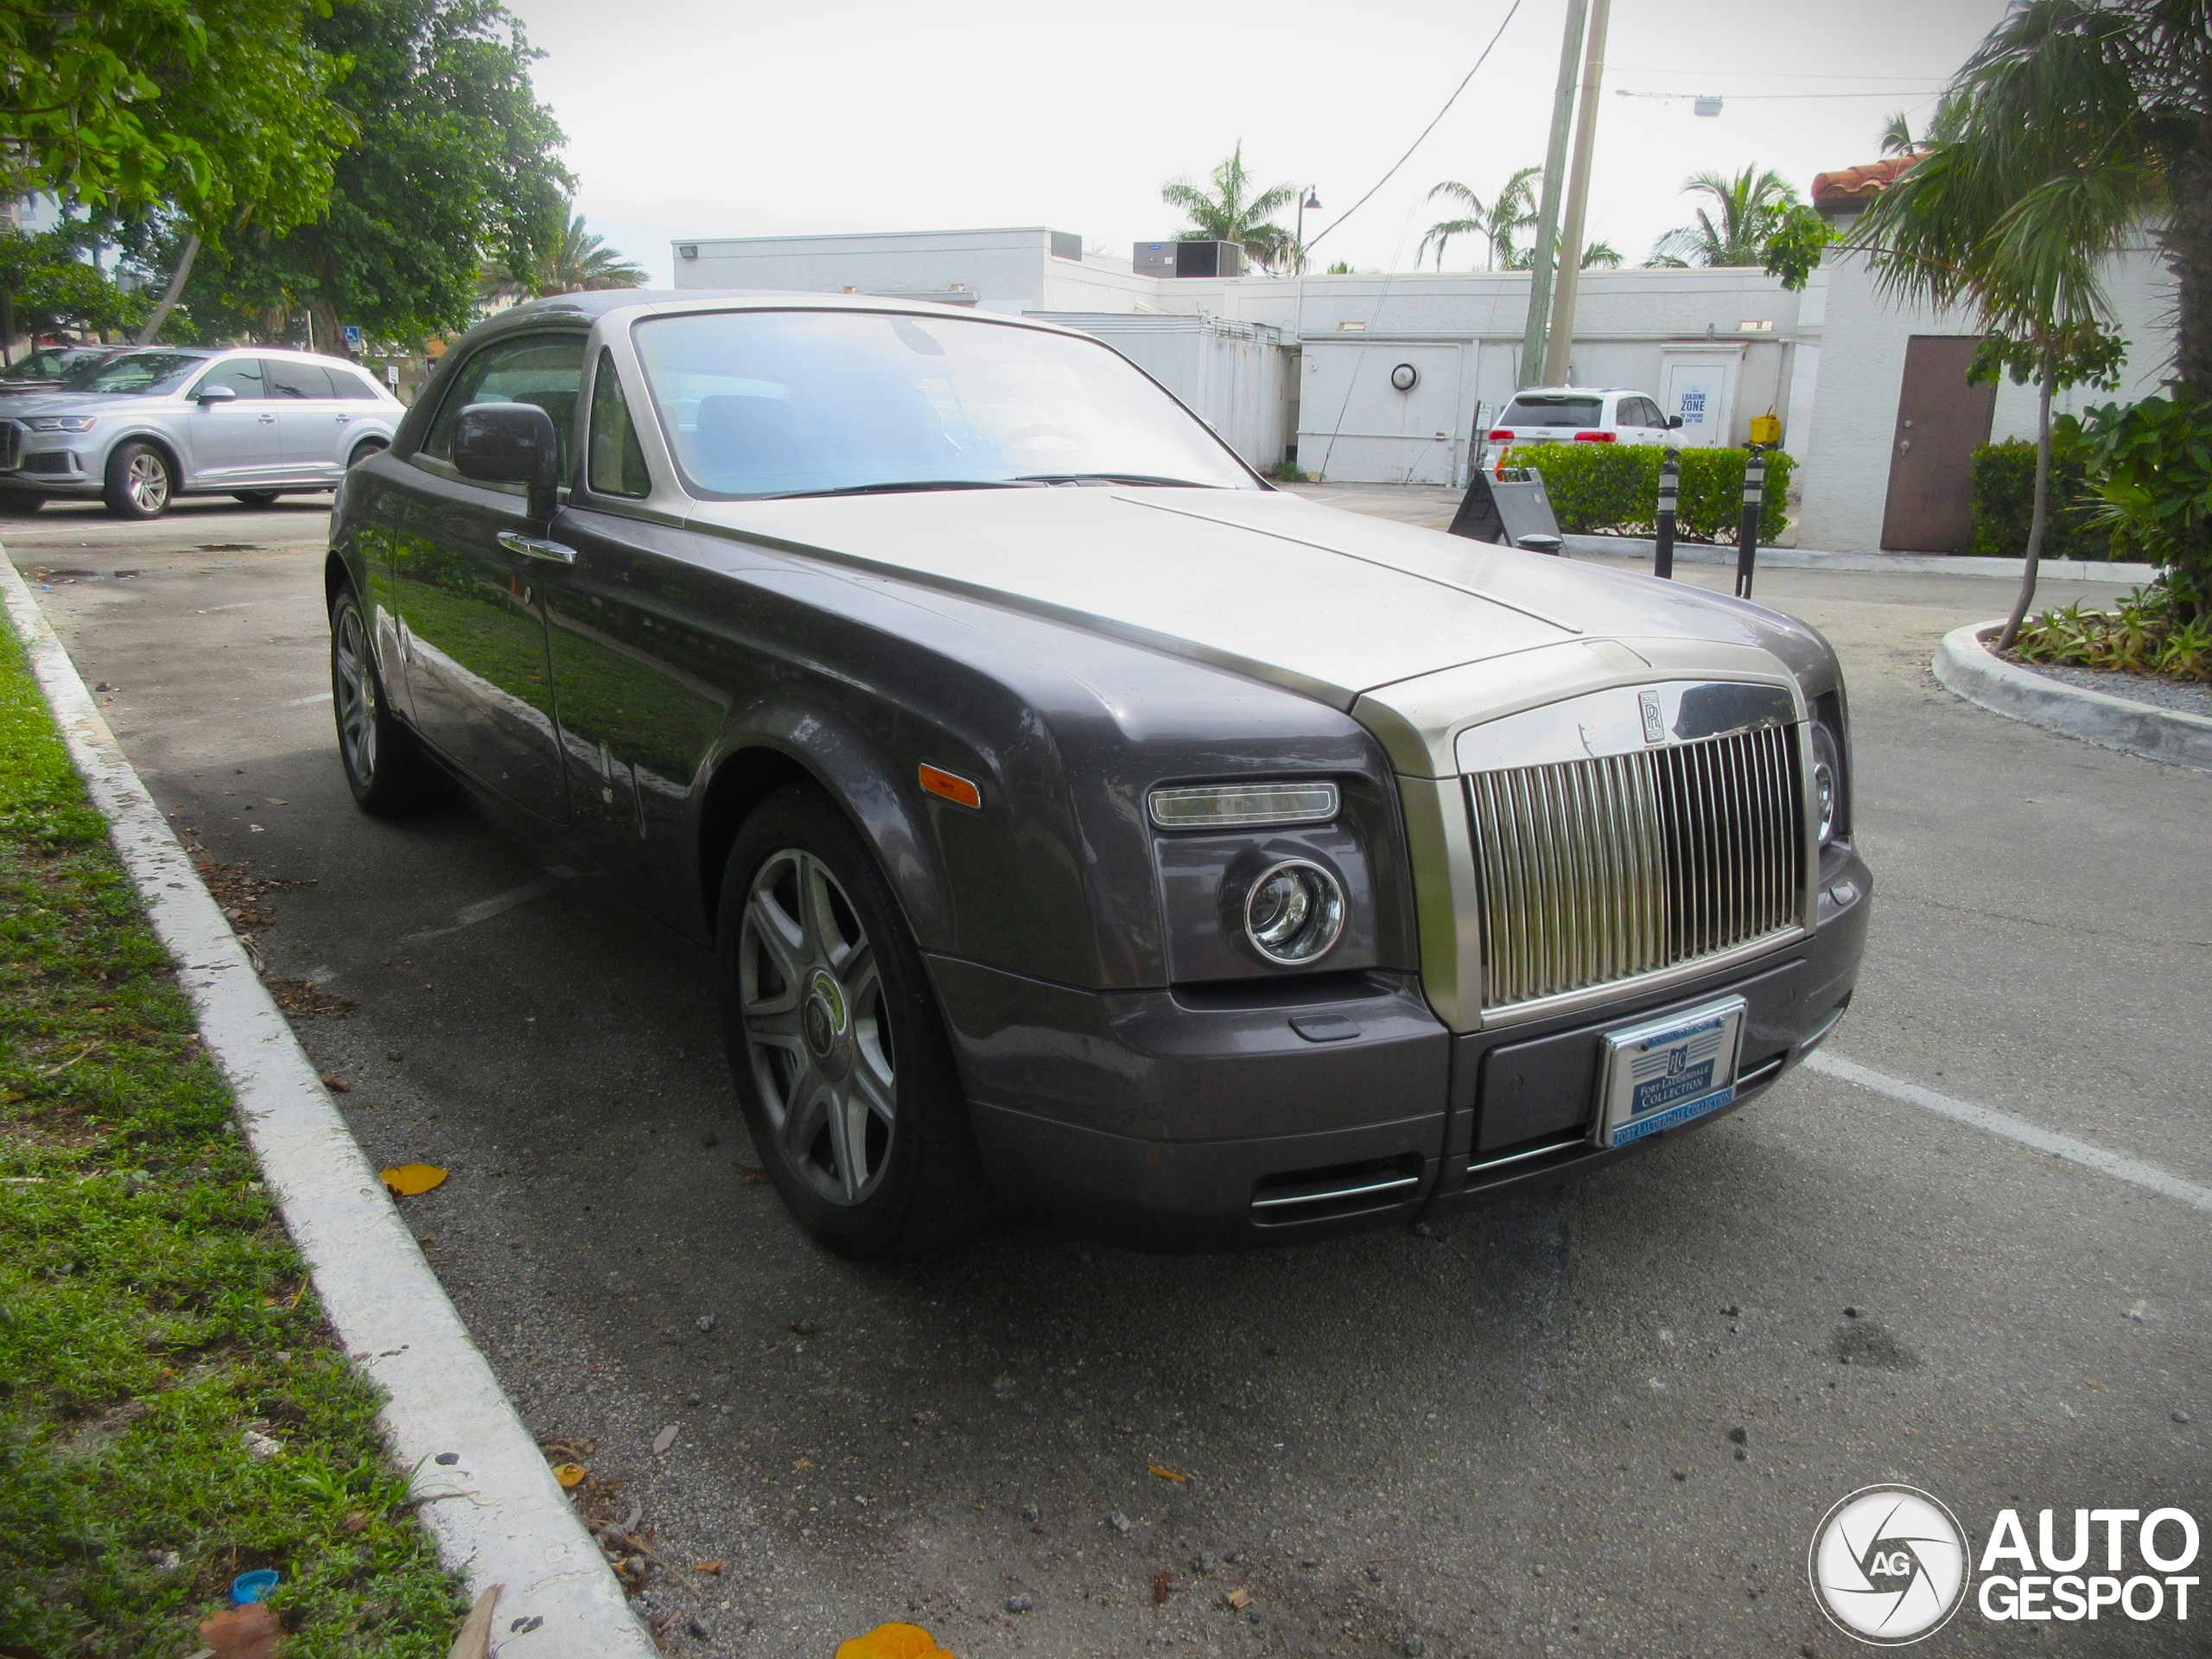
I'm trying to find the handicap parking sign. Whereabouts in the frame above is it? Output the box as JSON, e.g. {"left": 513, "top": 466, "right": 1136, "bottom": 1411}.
{"left": 340, "top": 324, "right": 363, "bottom": 352}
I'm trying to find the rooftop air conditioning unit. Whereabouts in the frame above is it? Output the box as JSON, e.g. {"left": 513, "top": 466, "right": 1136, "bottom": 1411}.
{"left": 1132, "top": 239, "right": 1246, "bottom": 279}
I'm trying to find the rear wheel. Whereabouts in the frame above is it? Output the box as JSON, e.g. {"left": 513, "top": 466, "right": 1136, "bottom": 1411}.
{"left": 718, "top": 784, "right": 992, "bottom": 1261}
{"left": 347, "top": 438, "right": 387, "bottom": 469}
{"left": 330, "top": 584, "right": 444, "bottom": 815}
{"left": 104, "top": 441, "right": 175, "bottom": 518}
{"left": 232, "top": 490, "right": 282, "bottom": 506}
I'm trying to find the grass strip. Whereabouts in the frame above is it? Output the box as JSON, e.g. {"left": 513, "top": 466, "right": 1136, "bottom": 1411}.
{"left": 0, "top": 607, "right": 464, "bottom": 1654}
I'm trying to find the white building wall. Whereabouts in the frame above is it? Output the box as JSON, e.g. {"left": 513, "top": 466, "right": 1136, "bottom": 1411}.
{"left": 1789, "top": 237, "right": 2175, "bottom": 555}
{"left": 1029, "top": 314, "right": 1290, "bottom": 471}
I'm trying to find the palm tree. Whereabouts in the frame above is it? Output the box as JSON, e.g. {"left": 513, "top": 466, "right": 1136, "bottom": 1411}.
{"left": 1647, "top": 166, "right": 1802, "bottom": 267}
{"left": 1160, "top": 143, "right": 1299, "bottom": 271}
{"left": 480, "top": 203, "right": 646, "bottom": 302}
{"left": 1853, "top": 0, "right": 2156, "bottom": 648}
{"left": 1419, "top": 164, "right": 1542, "bottom": 270}
{"left": 1878, "top": 111, "right": 1921, "bottom": 156}
{"left": 1505, "top": 235, "right": 1623, "bottom": 271}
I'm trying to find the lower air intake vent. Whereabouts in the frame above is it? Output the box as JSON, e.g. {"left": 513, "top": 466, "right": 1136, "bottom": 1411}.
{"left": 1250, "top": 1154, "right": 1422, "bottom": 1225}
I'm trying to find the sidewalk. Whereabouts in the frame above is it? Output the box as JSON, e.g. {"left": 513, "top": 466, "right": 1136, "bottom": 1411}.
{"left": 1281, "top": 480, "right": 2160, "bottom": 584}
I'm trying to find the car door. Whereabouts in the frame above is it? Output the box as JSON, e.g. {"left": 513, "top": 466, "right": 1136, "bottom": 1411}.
{"left": 181, "top": 358, "right": 282, "bottom": 483}
{"left": 264, "top": 359, "right": 346, "bottom": 480}
{"left": 540, "top": 345, "right": 732, "bottom": 928}
{"left": 391, "top": 331, "right": 586, "bottom": 823}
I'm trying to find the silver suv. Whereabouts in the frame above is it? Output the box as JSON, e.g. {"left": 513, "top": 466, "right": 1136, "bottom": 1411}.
{"left": 0, "top": 346, "right": 404, "bottom": 518}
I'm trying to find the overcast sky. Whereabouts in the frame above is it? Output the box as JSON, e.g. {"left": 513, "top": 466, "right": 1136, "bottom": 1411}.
{"left": 508, "top": 0, "right": 2012, "bottom": 289}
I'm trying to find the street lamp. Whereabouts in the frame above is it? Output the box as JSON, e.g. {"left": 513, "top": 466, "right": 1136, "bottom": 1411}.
{"left": 1297, "top": 188, "right": 1322, "bottom": 272}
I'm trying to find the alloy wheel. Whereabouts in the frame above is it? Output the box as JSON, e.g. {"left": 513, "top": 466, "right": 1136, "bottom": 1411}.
{"left": 738, "top": 849, "right": 897, "bottom": 1206}
{"left": 126, "top": 450, "right": 169, "bottom": 513}
{"left": 332, "top": 601, "right": 378, "bottom": 786}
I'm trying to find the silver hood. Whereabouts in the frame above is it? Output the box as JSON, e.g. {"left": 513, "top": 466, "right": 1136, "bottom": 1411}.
{"left": 684, "top": 485, "right": 1828, "bottom": 766}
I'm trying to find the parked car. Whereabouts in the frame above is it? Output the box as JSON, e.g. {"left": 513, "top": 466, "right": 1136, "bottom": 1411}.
{"left": 1487, "top": 385, "right": 1681, "bottom": 455}
{"left": 0, "top": 346, "right": 404, "bottom": 517}
{"left": 327, "top": 292, "right": 1869, "bottom": 1259}
{"left": 0, "top": 344, "right": 109, "bottom": 394}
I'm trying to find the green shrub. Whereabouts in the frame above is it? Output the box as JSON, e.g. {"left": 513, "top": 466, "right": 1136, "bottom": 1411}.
{"left": 1498, "top": 443, "right": 1792, "bottom": 543}
{"left": 1967, "top": 431, "right": 2113, "bottom": 560}
{"left": 2012, "top": 579, "right": 2211, "bottom": 683}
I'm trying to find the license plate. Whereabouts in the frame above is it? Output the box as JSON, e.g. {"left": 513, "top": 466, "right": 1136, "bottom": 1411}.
{"left": 1592, "top": 995, "right": 1747, "bottom": 1148}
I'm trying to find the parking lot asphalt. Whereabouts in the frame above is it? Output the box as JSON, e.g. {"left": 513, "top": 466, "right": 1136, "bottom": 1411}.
{"left": 10, "top": 494, "right": 2209, "bottom": 1658}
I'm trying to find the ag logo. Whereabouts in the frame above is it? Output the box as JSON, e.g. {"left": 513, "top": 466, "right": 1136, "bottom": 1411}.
{"left": 1808, "top": 1485, "right": 1971, "bottom": 1644}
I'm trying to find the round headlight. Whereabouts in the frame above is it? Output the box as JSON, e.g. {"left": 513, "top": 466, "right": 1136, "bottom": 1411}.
{"left": 1810, "top": 723, "right": 1841, "bottom": 846}
{"left": 1243, "top": 859, "right": 1345, "bottom": 966}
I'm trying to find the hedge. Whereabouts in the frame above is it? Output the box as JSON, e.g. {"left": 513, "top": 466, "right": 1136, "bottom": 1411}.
{"left": 1497, "top": 443, "right": 1792, "bottom": 543}
{"left": 1967, "top": 439, "right": 2116, "bottom": 560}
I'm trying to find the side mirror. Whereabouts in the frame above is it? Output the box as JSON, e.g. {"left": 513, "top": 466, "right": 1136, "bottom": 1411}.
{"left": 196, "top": 384, "right": 238, "bottom": 405}
{"left": 454, "top": 400, "right": 561, "bottom": 523}
{"left": 1666, "top": 414, "right": 1684, "bottom": 429}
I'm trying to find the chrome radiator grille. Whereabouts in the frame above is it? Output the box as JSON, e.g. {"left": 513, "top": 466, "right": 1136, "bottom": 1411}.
{"left": 1466, "top": 722, "right": 1806, "bottom": 1011}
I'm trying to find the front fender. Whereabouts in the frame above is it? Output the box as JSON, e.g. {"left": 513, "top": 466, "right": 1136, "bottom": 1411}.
{"left": 696, "top": 696, "right": 956, "bottom": 951}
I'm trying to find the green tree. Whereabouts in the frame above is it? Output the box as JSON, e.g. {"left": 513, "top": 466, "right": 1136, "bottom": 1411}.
{"left": 1419, "top": 164, "right": 1542, "bottom": 270}
{"left": 1853, "top": 0, "right": 2177, "bottom": 645}
{"left": 1879, "top": 111, "right": 1921, "bottom": 156}
{"left": 1505, "top": 234, "right": 1622, "bottom": 271}
{"left": 1160, "top": 142, "right": 1297, "bottom": 271}
{"left": 0, "top": 224, "right": 152, "bottom": 346}
{"left": 179, "top": 0, "right": 570, "bottom": 346}
{"left": 479, "top": 201, "right": 646, "bottom": 302}
{"left": 1648, "top": 166, "right": 1801, "bottom": 268}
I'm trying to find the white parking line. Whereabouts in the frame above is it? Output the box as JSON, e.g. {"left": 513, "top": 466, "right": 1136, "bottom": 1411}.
{"left": 283, "top": 690, "right": 334, "bottom": 707}
{"left": 408, "top": 874, "right": 565, "bottom": 941}
{"left": 1806, "top": 1051, "right": 2212, "bottom": 1213}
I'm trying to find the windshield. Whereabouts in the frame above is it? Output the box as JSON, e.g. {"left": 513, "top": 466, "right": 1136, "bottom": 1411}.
{"left": 3, "top": 347, "right": 92, "bottom": 380}
{"left": 631, "top": 309, "right": 1255, "bottom": 499}
{"left": 58, "top": 351, "right": 205, "bottom": 396}
{"left": 1502, "top": 396, "right": 1603, "bottom": 429}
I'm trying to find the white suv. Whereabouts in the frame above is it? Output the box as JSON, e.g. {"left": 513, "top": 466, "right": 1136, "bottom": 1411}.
{"left": 1485, "top": 386, "right": 1680, "bottom": 458}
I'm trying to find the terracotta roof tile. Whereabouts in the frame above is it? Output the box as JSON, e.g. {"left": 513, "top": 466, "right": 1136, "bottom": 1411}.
{"left": 1812, "top": 156, "right": 1920, "bottom": 212}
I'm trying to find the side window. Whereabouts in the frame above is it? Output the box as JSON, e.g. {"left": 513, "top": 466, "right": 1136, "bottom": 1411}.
{"left": 1637, "top": 397, "right": 1665, "bottom": 428}
{"left": 194, "top": 359, "right": 266, "bottom": 399}
{"left": 329, "top": 368, "right": 381, "bottom": 400}
{"left": 267, "top": 360, "right": 336, "bottom": 399}
{"left": 421, "top": 333, "right": 587, "bottom": 478}
{"left": 586, "top": 349, "right": 652, "bottom": 498}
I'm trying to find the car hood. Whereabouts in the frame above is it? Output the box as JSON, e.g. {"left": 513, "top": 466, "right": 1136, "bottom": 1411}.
{"left": 0, "top": 391, "right": 168, "bottom": 417}
{"left": 683, "top": 484, "right": 1825, "bottom": 724}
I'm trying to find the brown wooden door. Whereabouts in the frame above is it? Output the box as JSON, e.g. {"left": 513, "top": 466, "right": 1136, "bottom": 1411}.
{"left": 1878, "top": 334, "right": 1998, "bottom": 551}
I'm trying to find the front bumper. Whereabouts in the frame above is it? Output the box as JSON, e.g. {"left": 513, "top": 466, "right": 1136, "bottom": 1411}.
{"left": 933, "top": 849, "right": 1870, "bottom": 1251}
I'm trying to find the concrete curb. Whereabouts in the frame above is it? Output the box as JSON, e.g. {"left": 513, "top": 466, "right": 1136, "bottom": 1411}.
{"left": 1932, "top": 619, "right": 2212, "bottom": 774}
{"left": 0, "top": 548, "right": 655, "bottom": 1659}
{"left": 1563, "top": 534, "right": 2158, "bottom": 584}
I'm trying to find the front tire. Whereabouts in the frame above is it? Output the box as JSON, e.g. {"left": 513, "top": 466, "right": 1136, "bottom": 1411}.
{"left": 330, "top": 584, "right": 444, "bottom": 815}
{"left": 0, "top": 491, "right": 42, "bottom": 516}
{"left": 232, "top": 490, "right": 282, "bottom": 506}
{"left": 717, "top": 784, "right": 992, "bottom": 1261}
{"left": 104, "top": 441, "right": 175, "bottom": 518}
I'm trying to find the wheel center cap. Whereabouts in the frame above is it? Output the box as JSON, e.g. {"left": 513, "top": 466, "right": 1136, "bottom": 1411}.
{"left": 802, "top": 968, "right": 849, "bottom": 1063}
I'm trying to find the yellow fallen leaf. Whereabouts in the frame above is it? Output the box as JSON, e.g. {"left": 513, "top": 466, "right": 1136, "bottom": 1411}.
{"left": 380, "top": 1164, "right": 448, "bottom": 1196}
{"left": 552, "top": 1463, "right": 586, "bottom": 1489}
{"left": 1148, "top": 1463, "right": 1189, "bottom": 1484}
{"left": 1226, "top": 1589, "right": 1254, "bottom": 1611}
{"left": 835, "top": 1625, "right": 954, "bottom": 1659}
{"left": 693, "top": 1559, "right": 723, "bottom": 1574}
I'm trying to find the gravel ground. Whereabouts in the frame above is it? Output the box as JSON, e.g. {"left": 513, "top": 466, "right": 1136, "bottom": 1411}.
{"left": 2005, "top": 655, "right": 2212, "bottom": 719}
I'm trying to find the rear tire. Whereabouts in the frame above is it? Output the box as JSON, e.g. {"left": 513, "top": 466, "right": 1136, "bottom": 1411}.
{"left": 347, "top": 439, "right": 387, "bottom": 469}
{"left": 717, "top": 784, "right": 994, "bottom": 1262}
{"left": 329, "top": 583, "right": 445, "bottom": 815}
{"left": 232, "top": 490, "right": 282, "bottom": 506}
{"left": 104, "top": 441, "right": 175, "bottom": 518}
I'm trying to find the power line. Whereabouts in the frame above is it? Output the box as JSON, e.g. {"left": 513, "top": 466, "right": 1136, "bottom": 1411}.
{"left": 1616, "top": 87, "right": 1945, "bottom": 101}
{"left": 1303, "top": 0, "right": 1523, "bottom": 257}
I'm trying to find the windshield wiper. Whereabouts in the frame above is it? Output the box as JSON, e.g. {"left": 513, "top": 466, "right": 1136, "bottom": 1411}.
{"left": 1014, "top": 473, "right": 1219, "bottom": 488}
{"left": 759, "top": 479, "right": 1044, "bottom": 500}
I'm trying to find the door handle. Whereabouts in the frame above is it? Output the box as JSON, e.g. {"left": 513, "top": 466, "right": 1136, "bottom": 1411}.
{"left": 497, "top": 530, "right": 577, "bottom": 564}
{"left": 258, "top": 413, "right": 276, "bottom": 423}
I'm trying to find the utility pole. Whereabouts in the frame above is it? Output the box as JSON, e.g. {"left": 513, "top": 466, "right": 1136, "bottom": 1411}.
{"left": 1518, "top": 0, "right": 1590, "bottom": 389}
{"left": 1541, "top": 0, "right": 1610, "bottom": 387}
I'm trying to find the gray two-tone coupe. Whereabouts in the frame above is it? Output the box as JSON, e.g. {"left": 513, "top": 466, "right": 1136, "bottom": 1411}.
{"left": 326, "top": 291, "right": 1870, "bottom": 1259}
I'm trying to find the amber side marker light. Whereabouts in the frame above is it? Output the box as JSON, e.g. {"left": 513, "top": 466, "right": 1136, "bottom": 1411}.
{"left": 918, "top": 763, "right": 983, "bottom": 810}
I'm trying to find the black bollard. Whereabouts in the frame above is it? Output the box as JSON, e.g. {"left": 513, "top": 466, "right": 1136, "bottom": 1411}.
{"left": 1654, "top": 448, "right": 1681, "bottom": 580}
{"left": 1733, "top": 443, "right": 1766, "bottom": 599}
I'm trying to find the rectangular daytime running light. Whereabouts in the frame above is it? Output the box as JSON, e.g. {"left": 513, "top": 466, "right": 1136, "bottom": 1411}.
{"left": 1147, "top": 781, "right": 1340, "bottom": 830}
